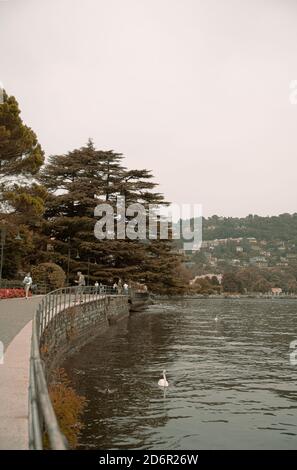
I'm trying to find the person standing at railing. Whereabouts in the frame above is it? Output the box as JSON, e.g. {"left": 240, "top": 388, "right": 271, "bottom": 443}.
{"left": 123, "top": 282, "right": 129, "bottom": 295}
{"left": 75, "top": 271, "right": 85, "bottom": 288}
{"left": 75, "top": 271, "right": 86, "bottom": 302}
{"left": 94, "top": 281, "right": 99, "bottom": 293}
{"left": 23, "top": 272, "right": 33, "bottom": 299}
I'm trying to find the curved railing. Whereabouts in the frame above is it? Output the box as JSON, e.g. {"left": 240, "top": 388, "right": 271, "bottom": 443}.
{"left": 28, "top": 285, "right": 119, "bottom": 450}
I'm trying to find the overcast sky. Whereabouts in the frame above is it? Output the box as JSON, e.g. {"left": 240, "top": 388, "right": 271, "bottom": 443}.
{"left": 1, "top": 0, "right": 297, "bottom": 217}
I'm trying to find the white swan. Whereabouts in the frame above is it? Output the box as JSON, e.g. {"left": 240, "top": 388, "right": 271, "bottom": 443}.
{"left": 158, "top": 369, "right": 169, "bottom": 387}
{"left": 214, "top": 315, "right": 219, "bottom": 322}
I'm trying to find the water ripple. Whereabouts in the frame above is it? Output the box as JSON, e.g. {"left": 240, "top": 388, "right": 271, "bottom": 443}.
{"left": 63, "top": 298, "right": 297, "bottom": 449}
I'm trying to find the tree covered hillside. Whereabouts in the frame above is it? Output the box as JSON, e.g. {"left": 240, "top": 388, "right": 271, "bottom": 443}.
{"left": 201, "top": 214, "right": 297, "bottom": 241}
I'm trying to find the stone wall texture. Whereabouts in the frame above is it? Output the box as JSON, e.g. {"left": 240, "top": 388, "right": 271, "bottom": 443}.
{"left": 40, "top": 295, "right": 129, "bottom": 376}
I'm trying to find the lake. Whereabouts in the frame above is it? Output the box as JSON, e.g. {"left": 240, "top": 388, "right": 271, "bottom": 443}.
{"left": 63, "top": 298, "right": 297, "bottom": 449}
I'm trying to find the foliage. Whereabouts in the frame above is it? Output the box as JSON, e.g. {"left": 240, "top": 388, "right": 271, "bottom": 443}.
{"left": 0, "top": 90, "right": 188, "bottom": 294}
{"left": 222, "top": 272, "right": 244, "bottom": 294}
{"left": 31, "top": 262, "right": 66, "bottom": 290}
{"left": 48, "top": 368, "right": 87, "bottom": 449}
{"left": 191, "top": 277, "right": 221, "bottom": 295}
{"left": 199, "top": 213, "right": 297, "bottom": 242}
{"left": 222, "top": 267, "right": 297, "bottom": 294}
{"left": 0, "top": 288, "right": 28, "bottom": 299}
{"left": 40, "top": 140, "right": 185, "bottom": 294}
{"left": 0, "top": 91, "right": 44, "bottom": 177}
{"left": 4, "top": 183, "right": 47, "bottom": 218}
{"left": 0, "top": 223, "right": 36, "bottom": 279}
{"left": 0, "top": 90, "right": 46, "bottom": 276}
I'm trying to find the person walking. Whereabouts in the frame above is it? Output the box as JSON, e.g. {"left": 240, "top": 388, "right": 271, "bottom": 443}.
{"left": 23, "top": 272, "right": 33, "bottom": 299}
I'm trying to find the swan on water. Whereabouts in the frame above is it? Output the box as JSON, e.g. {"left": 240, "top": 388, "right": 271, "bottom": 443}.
{"left": 158, "top": 369, "right": 169, "bottom": 387}
{"left": 214, "top": 315, "right": 219, "bottom": 322}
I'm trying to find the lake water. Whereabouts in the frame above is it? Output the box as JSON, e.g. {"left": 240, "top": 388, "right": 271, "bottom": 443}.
{"left": 63, "top": 299, "right": 297, "bottom": 449}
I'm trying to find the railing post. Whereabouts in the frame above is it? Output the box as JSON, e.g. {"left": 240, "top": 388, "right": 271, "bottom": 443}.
{"left": 54, "top": 292, "right": 57, "bottom": 320}
{"left": 48, "top": 294, "right": 52, "bottom": 322}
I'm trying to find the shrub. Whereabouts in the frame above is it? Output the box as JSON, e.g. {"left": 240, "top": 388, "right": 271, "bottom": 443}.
{"left": 47, "top": 368, "right": 87, "bottom": 449}
{"left": 0, "top": 288, "right": 29, "bottom": 299}
{"left": 32, "top": 262, "right": 66, "bottom": 291}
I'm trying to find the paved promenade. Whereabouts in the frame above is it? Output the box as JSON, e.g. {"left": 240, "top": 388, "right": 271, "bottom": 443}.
{"left": 0, "top": 296, "right": 42, "bottom": 449}
{"left": 0, "top": 297, "right": 41, "bottom": 350}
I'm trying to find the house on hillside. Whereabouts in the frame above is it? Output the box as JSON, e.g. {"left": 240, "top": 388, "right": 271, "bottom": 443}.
{"left": 271, "top": 287, "right": 282, "bottom": 296}
{"left": 249, "top": 256, "right": 268, "bottom": 268}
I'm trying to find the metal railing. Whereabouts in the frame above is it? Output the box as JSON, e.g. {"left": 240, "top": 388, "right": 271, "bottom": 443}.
{"left": 28, "top": 285, "right": 123, "bottom": 450}
{"left": 0, "top": 279, "right": 23, "bottom": 289}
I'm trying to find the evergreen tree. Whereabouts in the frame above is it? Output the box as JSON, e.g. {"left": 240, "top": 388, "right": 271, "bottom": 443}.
{"left": 0, "top": 90, "right": 45, "bottom": 277}
{"left": 41, "top": 140, "right": 185, "bottom": 293}
{"left": 0, "top": 91, "right": 44, "bottom": 178}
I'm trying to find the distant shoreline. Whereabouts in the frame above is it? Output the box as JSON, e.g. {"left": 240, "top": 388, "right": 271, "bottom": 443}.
{"left": 153, "top": 294, "right": 297, "bottom": 301}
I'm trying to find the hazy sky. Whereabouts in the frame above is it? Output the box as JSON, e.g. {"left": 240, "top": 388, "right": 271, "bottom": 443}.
{"left": 1, "top": 0, "right": 297, "bottom": 217}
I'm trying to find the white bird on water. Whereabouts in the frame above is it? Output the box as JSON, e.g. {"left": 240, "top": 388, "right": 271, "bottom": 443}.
{"left": 158, "top": 369, "right": 169, "bottom": 387}
{"left": 215, "top": 315, "right": 219, "bottom": 322}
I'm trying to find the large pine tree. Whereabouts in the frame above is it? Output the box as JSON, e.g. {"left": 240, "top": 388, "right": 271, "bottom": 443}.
{"left": 0, "top": 90, "right": 45, "bottom": 278}
{"left": 0, "top": 90, "right": 45, "bottom": 221}
{"left": 40, "top": 140, "right": 185, "bottom": 293}
{"left": 0, "top": 91, "right": 44, "bottom": 178}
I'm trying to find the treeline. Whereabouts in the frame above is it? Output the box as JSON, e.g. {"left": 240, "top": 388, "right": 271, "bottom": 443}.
{"left": 0, "top": 91, "right": 185, "bottom": 294}
{"left": 191, "top": 266, "right": 297, "bottom": 295}
{"left": 201, "top": 214, "right": 297, "bottom": 242}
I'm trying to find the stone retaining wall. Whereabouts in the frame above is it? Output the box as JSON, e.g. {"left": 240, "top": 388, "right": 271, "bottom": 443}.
{"left": 40, "top": 295, "right": 129, "bottom": 377}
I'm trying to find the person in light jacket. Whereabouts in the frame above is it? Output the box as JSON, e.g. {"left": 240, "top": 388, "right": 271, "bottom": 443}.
{"left": 23, "top": 272, "right": 33, "bottom": 299}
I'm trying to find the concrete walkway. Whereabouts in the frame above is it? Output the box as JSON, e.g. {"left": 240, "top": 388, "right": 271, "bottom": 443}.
{"left": 0, "top": 296, "right": 41, "bottom": 450}
{"left": 0, "top": 296, "right": 41, "bottom": 350}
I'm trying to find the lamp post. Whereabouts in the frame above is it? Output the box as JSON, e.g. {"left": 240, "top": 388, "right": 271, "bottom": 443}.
{"left": 87, "top": 256, "right": 97, "bottom": 286}
{"left": 66, "top": 238, "right": 71, "bottom": 286}
{"left": 87, "top": 257, "right": 90, "bottom": 286}
{"left": 66, "top": 237, "right": 80, "bottom": 286}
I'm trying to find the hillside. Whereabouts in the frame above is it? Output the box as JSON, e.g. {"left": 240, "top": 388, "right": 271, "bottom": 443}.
{"left": 201, "top": 213, "right": 297, "bottom": 241}
{"left": 176, "top": 213, "right": 297, "bottom": 293}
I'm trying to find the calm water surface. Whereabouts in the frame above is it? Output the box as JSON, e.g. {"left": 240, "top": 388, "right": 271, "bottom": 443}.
{"left": 63, "top": 299, "right": 297, "bottom": 449}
